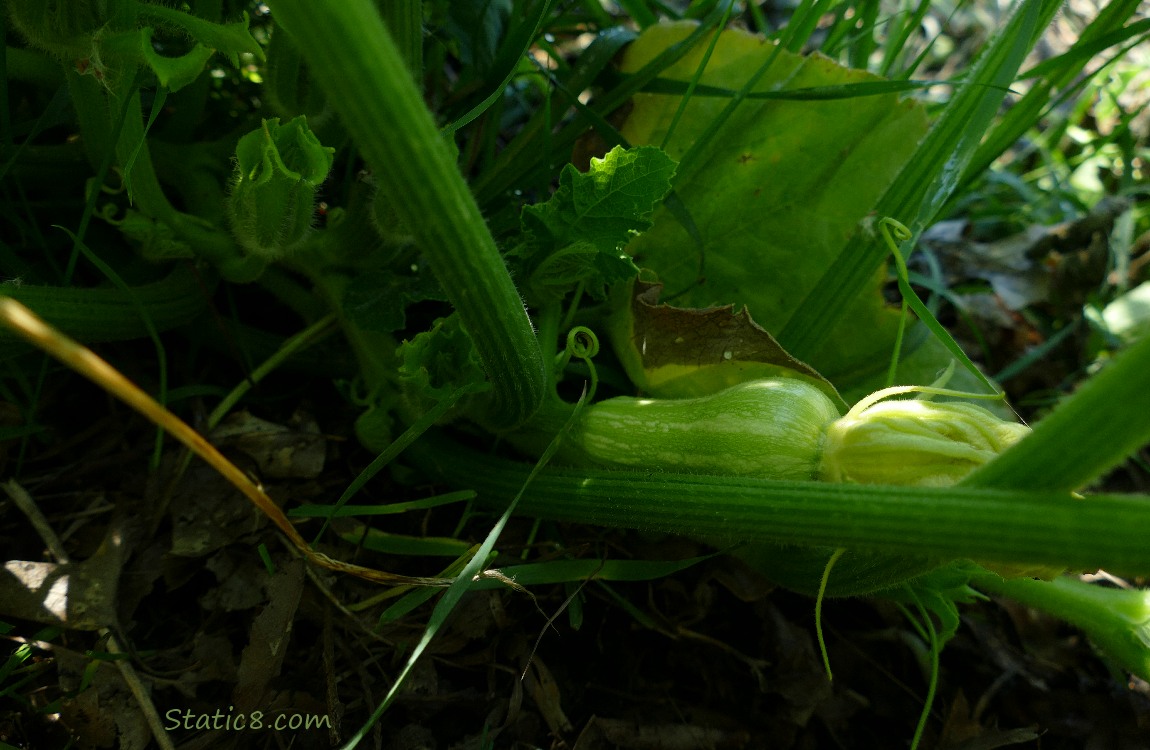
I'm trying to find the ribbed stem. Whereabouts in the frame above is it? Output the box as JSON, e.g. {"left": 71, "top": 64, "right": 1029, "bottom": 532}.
{"left": 408, "top": 435, "right": 1150, "bottom": 578}
{"left": 379, "top": 0, "right": 423, "bottom": 80}
{"left": 265, "top": 0, "right": 546, "bottom": 429}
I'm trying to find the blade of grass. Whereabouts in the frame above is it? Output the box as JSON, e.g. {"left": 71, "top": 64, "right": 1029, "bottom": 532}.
{"left": 992, "top": 320, "right": 1080, "bottom": 382}
{"left": 341, "top": 526, "right": 472, "bottom": 557}
{"left": 778, "top": 0, "right": 839, "bottom": 52}
{"left": 368, "top": 549, "right": 487, "bottom": 621}
{"left": 1021, "top": 17, "right": 1150, "bottom": 82}
{"left": 309, "top": 383, "right": 489, "bottom": 546}
{"left": 466, "top": 552, "right": 720, "bottom": 588}
{"left": 878, "top": 0, "right": 936, "bottom": 78}
{"left": 202, "top": 314, "right": 338, "bottom": 431}
{"left": 474, "top": 16, "right": 728, "bottom": 208}
{"left": 955, "top": 0, "right": 1147, "bottom": 201}
{"left": 338, "top": 393, "right": 585, "bottom": 749}
{"left": 56, "top": 227, "right": 170, "bottom": 468}
{"left": 639, "top": 76, "right": 943, "bottom": 100}
{"left": 780, "top": 0, "right": 1062, "bottom": 361}
{"left": 847, "top": 0, "right": 881, "bottom": 71}
{"left": 290, "top": 490, "right": 475, "bottom": 519}
{"left": 442, "top": 0, "right": 556, "bottom": 138}
{"left": 616, "top": 0, "right": 660, "bottom": 28}
{"left": 879, "top": 217, "right": 998, "bottom": 393}
{"left": 660, "top": 1, "right": 736, "bottom": 150}
{"left": 473, "top": 25, "right": 637, "bottom": 207}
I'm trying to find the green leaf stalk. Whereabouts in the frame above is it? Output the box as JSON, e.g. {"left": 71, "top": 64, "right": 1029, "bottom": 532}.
{"left": 970, "top": 570, "right": 1150, "bottom": 681}
{"left": 264, "top": 0, "right": 547, "bottom": 430}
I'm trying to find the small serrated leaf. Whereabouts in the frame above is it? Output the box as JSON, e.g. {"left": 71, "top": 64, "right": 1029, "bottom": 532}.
{"left": 518, "top": 145, "right": 676, "bottom": 300}
{"left": 524, "top": 145, "right": 676, "bottom": 251}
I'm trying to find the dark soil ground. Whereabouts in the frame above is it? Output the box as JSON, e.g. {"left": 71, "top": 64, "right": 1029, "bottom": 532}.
{"left": 2, "top": 361, "right": 1150, "bottom": 750}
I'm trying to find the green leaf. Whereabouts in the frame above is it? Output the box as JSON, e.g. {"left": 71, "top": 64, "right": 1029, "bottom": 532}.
{"left": 779, "top": 0, "right": 1062, "bottom": 361}
{"left": 116, "top": 209, "right": 194, "bottom": 260}
{"left": 880, "top": 562, "right": 986, "bottom": 644}
{"left": 527, "top": 240, "right": 602, "bottom": 293}
{"left": 614, "top": 21, "right": 930, "bottom": 395}
{"left": 519, "top": 145, "right": 676, "bottom": 299}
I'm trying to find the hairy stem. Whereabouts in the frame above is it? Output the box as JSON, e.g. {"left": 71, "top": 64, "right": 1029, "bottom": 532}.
{"left": 408, "top": 435, "right": 1150, "bottom": 578}
{"left": 265, "top": 0, "right": 546, "bottom": 430}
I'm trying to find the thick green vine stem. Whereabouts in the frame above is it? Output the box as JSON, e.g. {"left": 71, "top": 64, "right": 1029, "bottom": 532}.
{"left": 407, "top": 435, "right": 1150, "bottom": 581}
{"left": 970, "top": 570, "right": 1150, "bottom": 681}
{"left": 379, "top": 0, "right": 423, "bottom": 80}
{"left": 264, "top": 0, "right": 546, "bottom": 430}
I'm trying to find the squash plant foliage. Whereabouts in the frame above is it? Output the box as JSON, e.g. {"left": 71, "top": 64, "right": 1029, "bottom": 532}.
{"left": 4, "top": 0, "right": 1150, "bottom": 739}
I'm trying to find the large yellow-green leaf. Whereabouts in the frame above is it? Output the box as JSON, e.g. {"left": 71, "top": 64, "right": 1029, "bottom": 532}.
{"left": 616, "top": 21, "right": 931, "bottom": 394}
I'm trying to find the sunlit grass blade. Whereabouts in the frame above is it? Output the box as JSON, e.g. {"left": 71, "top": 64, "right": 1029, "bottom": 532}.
{"left": 780, "top": 0, "right": 1062, "bottom": 361}
{"left": 957, "top": 0, "right": 1147, "bottom": 200}
{"left": 1022, "top": 17, "right": 1150, "bottom": 82}
{"left": 290, "top": 490, "right": 475, "bottom": 519}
